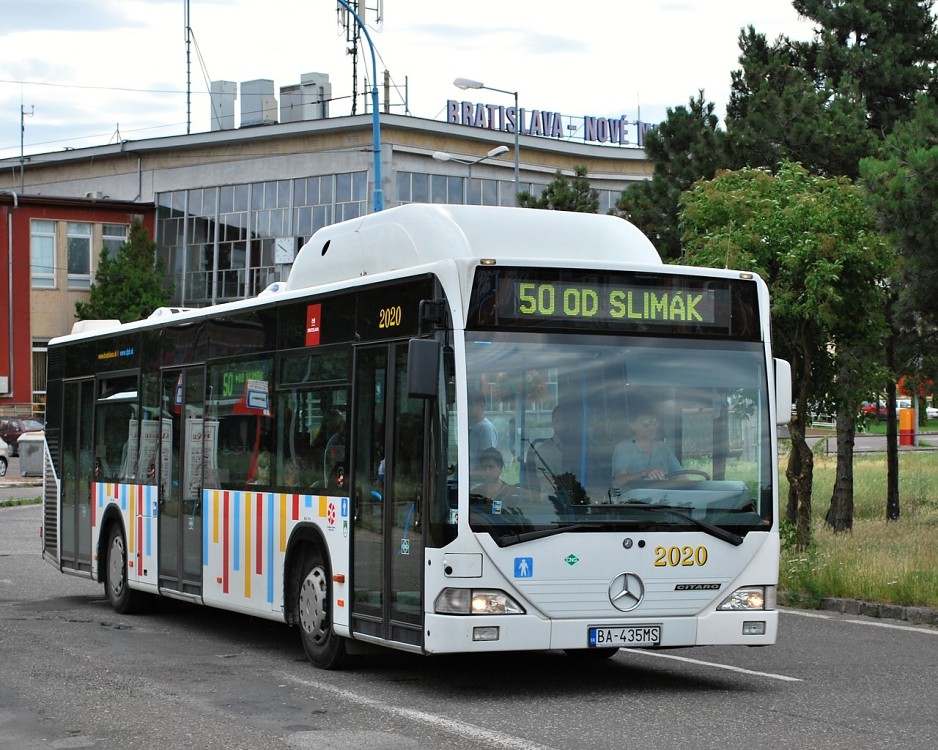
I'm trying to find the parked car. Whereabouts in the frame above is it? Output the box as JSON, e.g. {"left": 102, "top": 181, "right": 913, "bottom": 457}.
{"left": 860, "top": 401, "right": 888, "bottom": 420}
{"left": 0, "top": 436, "right": 10, "bottom": 477}
{"left": 0, "top": 416, "right": 44, "bottom": 456}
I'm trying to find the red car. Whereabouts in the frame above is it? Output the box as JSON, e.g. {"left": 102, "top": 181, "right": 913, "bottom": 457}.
{"left": 859, "top": 401, "right": 887, "bottom": 420}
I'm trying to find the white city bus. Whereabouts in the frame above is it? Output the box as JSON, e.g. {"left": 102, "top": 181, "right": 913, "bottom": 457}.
{"left": 42, "top": 204, "right": 791, "bottom": 668}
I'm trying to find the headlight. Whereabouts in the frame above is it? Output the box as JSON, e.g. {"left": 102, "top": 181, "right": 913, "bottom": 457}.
{"left": 434, "top": 588, "right": 525, "bottom": 615}
{"left": 718, "top": 586, "right": 767, "bottom": 611}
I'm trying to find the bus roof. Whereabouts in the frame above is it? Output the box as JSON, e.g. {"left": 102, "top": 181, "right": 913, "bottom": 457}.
{"left": 55, "top": 205, "right": 667, "bottom": 345}
{"left": 284, "top": 204, "right": 661, "bottom": 291}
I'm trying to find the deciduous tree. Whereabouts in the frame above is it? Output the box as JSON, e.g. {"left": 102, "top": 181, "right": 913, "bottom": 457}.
{"left": 680, "top": 163, "right": 892, "bottom": 545}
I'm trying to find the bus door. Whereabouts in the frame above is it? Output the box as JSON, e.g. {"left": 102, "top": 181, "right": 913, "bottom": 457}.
{"left": 60, "top": 378, "right": 95, "bottom": 573}
{"left": 158, "top": 367, "right": 205, "bottom": 596}
{"left": 351, "top": 343, "right": 427, "bottom": 648}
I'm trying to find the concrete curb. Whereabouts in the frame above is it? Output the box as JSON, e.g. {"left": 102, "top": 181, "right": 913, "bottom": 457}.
{"left": 783, "top": 592, "right": 938, "bottom": 627}
{"left": 817, "top": 597, "right": 938, "bottom": 627}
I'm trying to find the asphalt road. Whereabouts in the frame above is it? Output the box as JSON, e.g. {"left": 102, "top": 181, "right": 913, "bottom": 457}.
{"left": 1, "top": 503, "right": 936, "bottom": 750}
{"left": 0, "top": 456, "right": 43, "bottom": 504}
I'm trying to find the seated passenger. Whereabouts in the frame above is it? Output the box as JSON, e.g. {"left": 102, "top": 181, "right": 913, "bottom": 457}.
{"left": 471, "top": 448, "right": 517, "bottom": 511}
{"left": 611, "top": 407, "right": 682, "bottom": 486}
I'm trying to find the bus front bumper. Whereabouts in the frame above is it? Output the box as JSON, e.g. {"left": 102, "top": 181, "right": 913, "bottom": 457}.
{"left": 422, "top": 609, "right": 778, "bottom": 654}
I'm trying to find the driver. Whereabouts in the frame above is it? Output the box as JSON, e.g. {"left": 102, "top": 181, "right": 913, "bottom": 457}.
{"left": 611, "top": 406, "right": 682, "bottom": 485}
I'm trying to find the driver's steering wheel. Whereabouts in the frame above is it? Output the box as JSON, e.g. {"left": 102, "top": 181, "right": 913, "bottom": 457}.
{"left": 667, "top": 469, "right": 710, "bottom": 480}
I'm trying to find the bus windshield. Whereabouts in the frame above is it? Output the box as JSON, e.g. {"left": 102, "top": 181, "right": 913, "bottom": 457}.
{"left": 461, "top": 332, "right": 773, "bottom": 545}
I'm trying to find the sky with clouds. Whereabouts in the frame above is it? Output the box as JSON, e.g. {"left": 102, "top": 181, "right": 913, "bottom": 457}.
{"left": 0, "top": 0, "right": 816, "bottom": 161}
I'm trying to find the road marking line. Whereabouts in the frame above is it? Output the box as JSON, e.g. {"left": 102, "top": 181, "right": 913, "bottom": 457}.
{"left": 621, "top": 649, "right": 802, "bottom": 682}
{"left": 782, "top": 608, "right": 938, "bottom": 635}
{"left": 281, "top": 672, "right": 557, "bottom": 750}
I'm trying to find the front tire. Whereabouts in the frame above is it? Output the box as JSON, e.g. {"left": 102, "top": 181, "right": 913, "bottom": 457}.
{"left": 564, "top": 647, "right": 619, "bottom": 659}
{"left": 296, "top": 547, "right": 347, "bottom": 669}
{"left": 105, "top": 524, "right": 143, "bottom": 614}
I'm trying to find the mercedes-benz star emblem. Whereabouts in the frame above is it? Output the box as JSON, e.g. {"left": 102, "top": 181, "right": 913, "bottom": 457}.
{"left": 608, "top": 572, "right": 645, "bottom": 612}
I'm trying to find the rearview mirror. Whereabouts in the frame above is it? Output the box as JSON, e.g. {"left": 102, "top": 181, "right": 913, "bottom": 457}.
{"left": 775, "top": 358, "right": 792, "bottom": 425}
{"left": 408, "top": 338, "right": 441, "bottom": 399}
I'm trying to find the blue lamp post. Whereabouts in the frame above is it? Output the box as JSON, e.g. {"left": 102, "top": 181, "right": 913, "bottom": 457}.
{"left": 336, "top": 0, "right": 383, "bottom": 212}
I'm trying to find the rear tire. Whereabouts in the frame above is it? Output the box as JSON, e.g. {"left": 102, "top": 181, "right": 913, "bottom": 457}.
{"left": 105, "top": 524, "right": 144, "bottom": 614}
{"left": 296, "top": 547, "right": 347, "bottom": 669}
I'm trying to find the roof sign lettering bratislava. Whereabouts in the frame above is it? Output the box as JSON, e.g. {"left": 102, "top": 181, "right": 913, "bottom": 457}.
{"left": 445, "top": 99, "right": 656, "bottom": 148}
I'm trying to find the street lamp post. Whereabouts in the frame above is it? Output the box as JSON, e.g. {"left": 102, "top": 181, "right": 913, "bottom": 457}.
{"left": 453, "top": 78, "right": 520, "bottom": 196}
{"left": 432, "top": 145, "right": 510, "bottom": 204}
{"left": 336, "top": 0, "right": 383, "bottom": 212}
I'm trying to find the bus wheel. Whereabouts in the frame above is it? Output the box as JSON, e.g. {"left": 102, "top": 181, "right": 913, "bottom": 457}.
{"left": 105, "top": 525, "right": 143, "bottom": 614}
{"left": 564, "top": 647, "right": 619, "bottom": 659}
{"left": 296, "top": 548, "right": 347, "bottom": 669}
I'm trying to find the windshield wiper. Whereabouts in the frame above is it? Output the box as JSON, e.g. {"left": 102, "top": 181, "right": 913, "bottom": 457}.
{"left": 489, "top": 505, "right": 747, "bottom": 547}
{"left": 614, "top": 503, "right": 744, "bottom": 546}
{"left": 493, "top": 522, "right": 593, "bottom": 547}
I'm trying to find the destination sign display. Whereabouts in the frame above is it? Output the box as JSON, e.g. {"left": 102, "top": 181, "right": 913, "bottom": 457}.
{"left": 513, "top": 281, "right": 725, "bottom": 326}
{"left": 469, "top": 268, "right": 759, "bottom": 340}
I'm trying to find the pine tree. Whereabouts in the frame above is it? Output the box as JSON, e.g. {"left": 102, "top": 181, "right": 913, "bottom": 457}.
{"left": 517, "top": 165, "right": 599, "bottom": 212}
{"left": 75, "top": 218, "right": 172, "bottom": 323}
{"left": 725, "top": 26, "right": 875, "bottom": 177}
{"left": 612, "top": 92, "right": 728, "bottom": 260}
{"left": 794, "top": 0, "right": 938, "bottom": 135}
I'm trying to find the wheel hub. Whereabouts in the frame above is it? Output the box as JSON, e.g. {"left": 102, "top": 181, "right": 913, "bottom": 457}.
{"left": 299, "top": 567, "right": 329, "bottom": 645}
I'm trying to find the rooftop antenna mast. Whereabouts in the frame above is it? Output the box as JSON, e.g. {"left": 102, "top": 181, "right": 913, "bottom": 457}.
{"left": 185, "top": 0, "right": 192, "bottom": 134}
{"left": 337, "top": 0, "right": 383, "bottom": 115}
{"left": 20, "top": 103, "right": 34, "bottom": 192}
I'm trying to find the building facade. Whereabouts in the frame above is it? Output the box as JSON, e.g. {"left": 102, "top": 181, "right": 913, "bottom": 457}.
{"left": 0, "top": 193, "right": 154, "bottom": 417}
{"left": 0, "top": 110, "right": 653, "bottom": 414}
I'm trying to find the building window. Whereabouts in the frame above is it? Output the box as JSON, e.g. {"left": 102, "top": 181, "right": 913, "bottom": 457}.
{"left": 31, "top": 219, "right": 56, "bottom": 288}
{"left": 334, "top": 171, "right": 367, "bottom": 222}
{"left": 67, "top": 222, "right": 93, "bottom": 289}
{"left": 156, "top": 171, "right": 368, "bottom": 307}
{"left": 102, "top": 223, "right": 129, "bottom": 259}
{"left": 32, "top": 343, "right": 48, "bottom": 419}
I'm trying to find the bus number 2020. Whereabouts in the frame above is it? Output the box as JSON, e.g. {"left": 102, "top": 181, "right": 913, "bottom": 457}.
{"left": 378, "top": 305, "right": 403, "bottom": 329}
{"left": 654, "top": 545, "right": 708, "bottom": 567}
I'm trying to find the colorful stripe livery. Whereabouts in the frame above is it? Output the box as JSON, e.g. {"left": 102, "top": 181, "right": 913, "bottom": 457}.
{"left": 91, "top": 483, "right": 350, "bottom": 622}
{"left": 93, "top": 482, "right": 158, "bottom": 587}
{"left": 203, "top": 489, "right": 348, "bottom": 613}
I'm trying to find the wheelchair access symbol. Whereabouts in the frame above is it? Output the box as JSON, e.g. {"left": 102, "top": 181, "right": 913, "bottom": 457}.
{"left": 514, "top": 557, "right": 533, "bottom": 578}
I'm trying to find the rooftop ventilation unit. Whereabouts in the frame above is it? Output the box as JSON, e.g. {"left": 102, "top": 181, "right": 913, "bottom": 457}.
{"left": 210, "top": 80, "right": 237, "bottom": 131}
{"left": 280, "top": 72, "right": 332, "bottom": 123}
{"left": 241, "top": 79, "right": 278, "bottom": 127}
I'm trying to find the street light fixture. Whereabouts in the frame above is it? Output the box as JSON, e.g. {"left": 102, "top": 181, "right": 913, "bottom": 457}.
{"left": 453, "top": 78, "right": 520, "bottom": 196}
{"left": 432, "top": 145, "right": 510, "bottom": 204}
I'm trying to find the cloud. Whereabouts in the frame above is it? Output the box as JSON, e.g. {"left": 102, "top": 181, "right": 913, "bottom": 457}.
{"left": 408, "top": 22, "right": 587, "bottom": 56}
{"left": 0, "top": 0, "right": 144, "bottom": 34}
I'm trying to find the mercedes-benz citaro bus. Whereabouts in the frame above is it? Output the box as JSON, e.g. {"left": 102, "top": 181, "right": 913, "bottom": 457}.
{"left": 41, "top": 204, "right": 791, "bottom": 668}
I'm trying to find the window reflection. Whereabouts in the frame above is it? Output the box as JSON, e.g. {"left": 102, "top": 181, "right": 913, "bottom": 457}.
{"left": 464, "top": 334, "right": 772, "bottom": 534}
